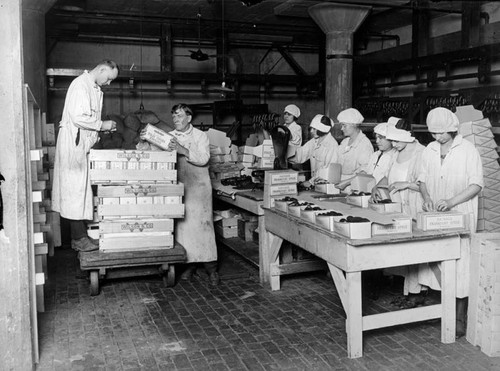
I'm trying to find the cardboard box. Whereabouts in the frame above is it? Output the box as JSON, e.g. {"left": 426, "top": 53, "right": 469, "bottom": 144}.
{"left": 287, "top": 202, "right": 312, "bottom": 217}
{"left": 334, "top": 220, "right": 372, "bottom": 239}
{"left": 350, "top": 174, "right": 376, "bottom": 193}
{"left": 417, "top": 211, "right": 469, "bottom": 231}
{"left": 264, "top": 170, "right": 298, "bottom": 185}
{"left": 143, "top": 124, "right": 173, "bottom": 150}
{"left": 238, "top": 219, "right": 258, "bottom": 241}
{"left": 315, "top": 183, "right": 340, "bottom": 195}
{"left": 274, "top": 198, "right": 297, "bottom": 212}
{"left": 368, "top": 201, "right": 402, "bottom": 213}
{"left": 371, "top": 213, "right": 412, "bottom": 236}
{"left": 346, "top": 195, "right": 371, "bottom": 208}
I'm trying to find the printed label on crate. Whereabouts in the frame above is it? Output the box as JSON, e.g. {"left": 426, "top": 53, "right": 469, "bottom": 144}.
{"left": 267, "top": 183, "right": 297, "bottom": 196}
{"left": 265, "top": 170, "right": 299, "bottom": 185}
{"left": 417, "top": 211, "right": 468, "bottom": 231}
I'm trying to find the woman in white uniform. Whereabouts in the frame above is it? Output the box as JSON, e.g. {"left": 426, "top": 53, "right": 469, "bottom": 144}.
{"left": 289, "top": 114, "right": 339, "bottom": 182}
{"left": 377, "top": 126, "right": 425, "bottom": 297}
{"left": 417, "top": 107, "right": 483, "bottom": 337}
{"left": 361, "top": 121, "right": 397, "bottom": 183}
{"left": 337, "top": 108, "right": 374, "bottom": 179}
{"left": 283, "top": 104, "right": 303, "bottom": 147}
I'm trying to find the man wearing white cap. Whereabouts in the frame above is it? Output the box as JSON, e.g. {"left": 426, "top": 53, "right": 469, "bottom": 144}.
{"left": 337, "top": 108, "right": 374, "bottom": 179}
{"left": 361, "top": 120, "right": 397, "bottom": 183}
{"left": 417, "top": 107, "right": 483, "bottom": 338}
{"left": 283, "top": 104, "right": 303, "bottom": 146}
{"left": 289, "top": 114, "right": 339, "bottom": 182}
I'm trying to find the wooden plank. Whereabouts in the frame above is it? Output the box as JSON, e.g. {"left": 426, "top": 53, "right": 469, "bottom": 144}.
{"left": 363, "top": 305, "right": 441, "bottom": 331}
{"left": 328, "top": 263, "right": 347, "bottom": 312}
{"left": 346, "top": 271, "right": 363, "bottom": 359}
{"left": 105, "top": 266, "right": 163, "bottom": 279}
{"left": 97, "top": 183, "right": 184, "bottom": 197}
{"left": 33, "top": 232, "right": 44, "bottom": 244}
{"left": 89, "top": 149, "right": 177, "bottom": 162}
{"left": 441, "top": 259, "right": 456, "bottom": 344}
{"left": 99, "top": 219, "right": 174, "bottom": 234}
{"left": 98, "top": 203, "right": 184, "bottom": 218}
{"left": 90, "top": 169, "right": 177, "bottom": 182}
{"left": 33, "top": 213, "right": 46, "bottom": 224}
{"left": 32, "top": 191, "right": 42, "bottom": 203}
{"left": 100, "top": 244, "right": 175, "bottom": 253}
{"left": 100, "top": 234, "right": 174, "bottom": 251}
{"left": 271, "top": 259, "right": 326, "bottom": 276}
{"left": 31, "top": 180, "right": 46, "bottom": 191}
{"left": 30, "top": 149, "right": 43, "bottom": 161}
{"left": 34, "top": 243, "right": 48, "bottom": 256}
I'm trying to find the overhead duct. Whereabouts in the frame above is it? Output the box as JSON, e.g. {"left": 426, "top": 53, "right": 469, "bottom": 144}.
{"left": 308, "top": 2, "right": 371, "bottom": 139}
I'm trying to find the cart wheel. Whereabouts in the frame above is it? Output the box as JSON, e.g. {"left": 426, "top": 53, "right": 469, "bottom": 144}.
{"left": 163, "top": 265, "right": 175, "bottom": 287}
{"left": 90, "top": 271, "right": 99, "bottom": 296}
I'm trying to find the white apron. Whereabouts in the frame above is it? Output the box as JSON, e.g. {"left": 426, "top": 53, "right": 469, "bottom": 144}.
{"left": 173, "top": 127, "right": 217, "bottom": 263}
{"left": 52, "top": 72, "right": 103, "bottom": 220}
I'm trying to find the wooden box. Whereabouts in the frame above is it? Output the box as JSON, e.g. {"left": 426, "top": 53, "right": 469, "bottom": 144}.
{"left": 287, "top": 202, "right": 312, "bottom": 217}
{"left": 369, "top": 201, "right": 402, "bottom": 213}
{"left": 334, "top": 220, "right": 372, "bottom": 239}
{"left": 215, "top": 224, "right": 238, "bottom": 238}
{"left": 416, "top": 211, "right": 469, "bottom": 231}
{"left": 142, "top": 123, "right": 173, "bottom": 150}
{"left": 315, "top": 212, "right": 344, "bottom": 231}
{"left": 263, "top": 183, "right": 298, "bottom": 208}
{"left": 300, "top": 207, "right": 325, "bottom": 223}
{"left": 371, "top": 213, "right": 412, "bottom": 236}
{"left": 346, "top": 195, "right": 371, "bottom": 208}
{"left": 89, "top": 149, "right": 177, "bottom": 184}
{"left": 264, "top": 170, "right": 298, "bottom": 185}
{"left": 100, "top": 232, "right": 174, "bottom": 252}
{"left": 238, "top": 219, "right": 258, "bottom": 241}
{"left": 314, "top": 183, "right": 340, "bottom": 195}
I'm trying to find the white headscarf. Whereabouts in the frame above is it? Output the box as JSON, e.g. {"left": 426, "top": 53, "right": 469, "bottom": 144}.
{"left": 426, "top": 107, "right": 459, "bottom": 133}
{"left": 284, "top": 104, "right": 301, "bottom": 118}
{"left": 385, "top": 126, "right": 415, "bottom": 143}
{"left": 337, "top": 108, "right": 364, "bottom": 125}
{"left": 310, "top": 114, "right": 333, "bottom": 132}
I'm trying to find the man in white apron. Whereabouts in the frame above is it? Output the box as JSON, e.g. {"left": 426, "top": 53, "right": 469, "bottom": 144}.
{"left": 166, "top": 104, "right": 219, "bottom": 285}
{"left": 52, "top": 60, "right": 119, "bottom": 252}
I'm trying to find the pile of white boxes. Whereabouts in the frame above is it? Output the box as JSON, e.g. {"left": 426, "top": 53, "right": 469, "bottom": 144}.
{"left": 89, "top": 149, "right": 184, "bottom": 252}
{"left": 467, "top": 233, "right": 500, "bottom": 357}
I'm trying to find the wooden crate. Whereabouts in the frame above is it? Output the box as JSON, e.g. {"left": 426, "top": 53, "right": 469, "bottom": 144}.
{"left": 97, "top": 203, "right": 184, "bottom": 220}
{"left": 89, "top": 149, "right": 177, "bottom": 184}
{"left": 100, "top": 232, "right": 174, "bottom": 252}
{"left": 467, "top": 233, "right": 500, "bottom": 357}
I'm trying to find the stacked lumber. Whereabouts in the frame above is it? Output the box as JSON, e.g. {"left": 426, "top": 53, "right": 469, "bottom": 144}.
{"left": 467, "top": 233, "right": 500, "bottom": 357}
{"left": 89, "top": 149, "right": 184, "bottom": 253}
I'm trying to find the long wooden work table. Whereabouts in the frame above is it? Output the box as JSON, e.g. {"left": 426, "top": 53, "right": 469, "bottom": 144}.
{"left": 263, "top": 206, "right": 464, "bottom": 358}
{"left": 215, "top": 189, "right": 466, "bottom": 358}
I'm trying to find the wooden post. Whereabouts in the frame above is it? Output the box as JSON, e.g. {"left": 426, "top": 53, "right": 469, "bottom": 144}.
{"left": 0, "top": 0, "right": 36, "bottom": 369}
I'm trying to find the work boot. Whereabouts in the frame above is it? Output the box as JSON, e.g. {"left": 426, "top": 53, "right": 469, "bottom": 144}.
{"left": 180, "top": 265, "right": 196, "bottom": 281}
{"left": 72, "top": 237, "right": 99, "bottom": 252}
{"left": 456, "top": 298, "right": 468, "bottom": 339}
{"left": 204, "top": 261, "right": 220, "bottom": 286}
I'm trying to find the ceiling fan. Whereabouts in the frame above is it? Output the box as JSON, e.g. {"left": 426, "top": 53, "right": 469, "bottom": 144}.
{"left": 179, "top": 10, "right": 218, "bottom": 62}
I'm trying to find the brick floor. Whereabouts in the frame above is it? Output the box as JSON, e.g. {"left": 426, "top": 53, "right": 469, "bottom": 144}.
{"left": 36, "top": 247, "right": 499, "bottom": 371}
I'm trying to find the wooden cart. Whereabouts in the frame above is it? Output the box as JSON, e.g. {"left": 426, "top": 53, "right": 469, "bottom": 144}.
{"left": 79, "top": 243, "right": 186, "bottom": 296}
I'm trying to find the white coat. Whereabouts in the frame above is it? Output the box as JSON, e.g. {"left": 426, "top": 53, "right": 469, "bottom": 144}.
{"left": 292, "top": 133, "right": 339, "bottom": 179}
{"left": 338, "top": 131, "right": 374, "bottom": 179}
{"left": 52, "top": 71, "right": 103, "bottom": 220}
{"left": 362, "top": 148, "right": 397, "bottom": 184}
{"left": 417, "top": 135, "right": 484, "bottom": 298}
{"left": 286, "top": 121, "right": 303, "bottom": 146}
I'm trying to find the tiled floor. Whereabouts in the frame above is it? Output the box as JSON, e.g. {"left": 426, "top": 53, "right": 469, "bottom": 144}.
{"left": 36, "top": 246, "right": 499, "bottom": 371}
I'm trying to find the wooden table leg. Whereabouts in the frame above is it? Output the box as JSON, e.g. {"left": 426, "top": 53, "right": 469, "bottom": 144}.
{"left": 346, "top": 271, "right": 363, "bottom": 358}
{"left": 441, "top": 259, "right": 456, "bottom": 343}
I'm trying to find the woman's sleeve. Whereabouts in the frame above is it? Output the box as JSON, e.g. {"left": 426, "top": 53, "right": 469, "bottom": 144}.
{"left": 466, "top": 144, "right": 484, "bottom": 188}
{"left": 66, "top": 83, "right": 103, "bottom": 131}
{"left": 356, "top": 139, "right": 374, "bottom": 171}
{"left": 417, "top": 148, "right": 430, "bottom": 184}
{"left": 187, "top": 131, "right": 210, "bottom": 166}
{"left": 289, "top": 125, "right": 302, "bottom": 146}
{"left": 291, "top": 139, "right": 313, "bottom": 164}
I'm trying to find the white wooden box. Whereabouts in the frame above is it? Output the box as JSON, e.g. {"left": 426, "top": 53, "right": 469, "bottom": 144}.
{"left": 300, "top": 207, "right": 325, "bottom": 223}
{"left": 346, "top": 195, "right": 371, "bottom": 208}
{"left": 264, "top": 170, "right": 298, "bottom": 185}
{"left": 89, "top": 149, "right": 177, "bottom": 184}
{"left": 314, "top": 183, "right": 340, "bottom": 195}
{"left": 368, "top": 201, "right": 402, "bottom": 213}
{"left": 315, "top": 212, "right": 344, "bottom": 231}
{"left": 334, "top": 221, "right": 372, "bottom": 239}
{"left": 371, "top": 213, "right": 412, "bottom": 236}
{"left": 417, "top": 211, "right": 469, "bottom": 231}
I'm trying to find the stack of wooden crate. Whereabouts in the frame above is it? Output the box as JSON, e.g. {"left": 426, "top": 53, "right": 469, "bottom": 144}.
{"left": 467, "top": 233, "right": 500, "bottom": 357}
{"left": 89, "top": 149, "right": 184, "bottom": 252}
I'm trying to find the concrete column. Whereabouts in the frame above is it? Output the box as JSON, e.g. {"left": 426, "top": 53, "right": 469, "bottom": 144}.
{"left": 309, "top": 2, "right": 370, "bottom": 139}
{"left": 0, "top": 0, "right": 34, "bottom": 369}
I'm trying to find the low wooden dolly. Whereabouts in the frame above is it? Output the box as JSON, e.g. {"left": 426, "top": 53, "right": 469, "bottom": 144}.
{"left": 79, "top": 242, "right": 186, "bottom": 296}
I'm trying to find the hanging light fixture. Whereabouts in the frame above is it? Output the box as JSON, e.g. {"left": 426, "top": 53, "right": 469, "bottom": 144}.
{"left": 138, "top": 0, "right": 145, "bottom": 111}
{"left": 218, "top": 0, "right": 234, "bottom": 97}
